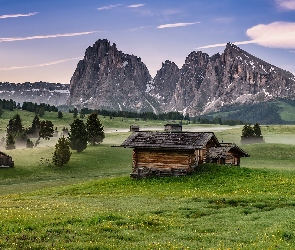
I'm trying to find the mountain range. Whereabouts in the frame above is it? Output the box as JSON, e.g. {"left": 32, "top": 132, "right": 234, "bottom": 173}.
{"left": 68, "top": 39, "right": 295, "bottom": 117}
{"left": 1, "top": 39, "right": 295, "bottom": 122}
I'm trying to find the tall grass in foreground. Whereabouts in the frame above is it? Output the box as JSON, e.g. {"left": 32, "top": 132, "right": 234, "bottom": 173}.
{"left": 1, "top": 164, "right": 295, "bottom": 249}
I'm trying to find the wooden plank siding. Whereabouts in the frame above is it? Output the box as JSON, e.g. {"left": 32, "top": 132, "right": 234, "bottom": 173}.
{"left": 135, "top": 149, "right": 196, "bottom": 170}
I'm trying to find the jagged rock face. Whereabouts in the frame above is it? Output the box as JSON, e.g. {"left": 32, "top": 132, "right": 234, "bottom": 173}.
{"left": 68, "top": 39, "right": 295, "bottom": 115}
{"left": 156, "top": 43, "right": 295, "bottom": 115}
{"left": 0, "top": 82, "right": 69, "bottom": 106}
{"left": 68, "top": 39, "right": 156, "bottom": 112}
{"left": 149, "top": 60, "right": 180, "bottom": 105}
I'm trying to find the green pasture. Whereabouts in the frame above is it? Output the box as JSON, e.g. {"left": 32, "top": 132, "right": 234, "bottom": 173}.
{"left": 1, "top": 110, "right": 295, "bottom": 249}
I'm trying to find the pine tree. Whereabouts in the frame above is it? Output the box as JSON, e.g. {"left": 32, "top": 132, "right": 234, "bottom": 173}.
{"left": 27, "top": 115, "right": 40, "bottom": 136}
{"left": 39, "top": 120, "right": 54, "bottom": 140}
{"left": 26, "top": 139, "right": 34, "bottom": 148}
{"left": 68, "top": 119, "right": 88, "bottom": 153}
{"left": 86, "top": 113, "right": 105, "bottom": 145}
{"left": 7, "top": 114, "right": 23, "bottom": 136}
{"left": 52, "top": 136, "right": 71, "bottom": 167}
{"left": 73, "top": 108, "right": 78, "bottom": 119}
{"left": 253, "top": 123, "right": 262, "bottom": 137}
{"left": 242, "top": 124, "right": 254, "bottom": 137}
{"left": 58, "top": 111, "right": 63, "bottom": 118}
{"left": 5, "top": 133, "right": 16, "bottom": 150}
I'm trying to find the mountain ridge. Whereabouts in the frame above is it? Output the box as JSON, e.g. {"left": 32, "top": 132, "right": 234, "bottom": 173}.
{"left": 1, "top": 39, "right": 295, "bottom": 117}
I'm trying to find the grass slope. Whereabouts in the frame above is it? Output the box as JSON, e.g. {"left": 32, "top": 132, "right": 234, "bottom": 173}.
{"left": 1, "top": 110, "right": 295, "bottom": 249}
{"left": 1, "top": 165, "right": 295, "bottom": 249}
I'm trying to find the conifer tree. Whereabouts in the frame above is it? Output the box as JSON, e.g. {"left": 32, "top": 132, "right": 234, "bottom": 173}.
{"left": 242, "top": 124, "right": 254, "bottom": 137}
{"left": 5, "top": 133, "right": 15, "bottom": 150}
{"left": 52, "top": 136, "right": 71, "bottom": 167}
{"left": 86, "top": 113, "right": 105, "bottom": 145}
{"left": 58, "top": 111, "right": 63, "bottom": 118}
{"left": 68, "top": 119, "right": 88, "bottom": 153}
{"left": 7, "top": 114, "right": 23, "bottom": 136}
{"left": 26, "top": 139, "right": 34, "bottom": 148}
{"left": 27, "top": 115, "right": 40, "bottom": 136}
{"left": 73, "top": 108, "right": 78, "bottom": 119}
{"left": 253, "top": 123, "right": 262, "bottom": 137}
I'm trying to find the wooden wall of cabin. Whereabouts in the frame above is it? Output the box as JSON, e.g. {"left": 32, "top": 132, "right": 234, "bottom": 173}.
{"left": 133, "top": 149, "right": 196, "bottom": 171}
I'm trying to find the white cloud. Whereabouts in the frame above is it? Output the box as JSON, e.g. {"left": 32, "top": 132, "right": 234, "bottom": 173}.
{"left": 197, "top": 22, "right": 295, "bottom": 49}
{"left": 0, "top": 31, "right": 98, "bottom": 43}
{"left": 275, "top": 0, "right": 295, "bottom": 10}
{"left": 290, "top": 51, "right": 295, "bottom": 53}
{"left": 246, "top": 22, "right": 295, "bottom": 49}
{"left": 0, "top": 57, "right": 83, "bottom": 71}
{"left": 128, "top": 4, "right": 145, "bottom": 8}
{"left": 97, "top": 4, "right": 122, "bottom": 10}
{"left": 157, "top": 22, "right": 200, "bottom": 29}
{"left": 197, "top": 41, "right": 255, "bottom": 49}
{"left": 0, "top": 12, "right": 38, "bottom": 19}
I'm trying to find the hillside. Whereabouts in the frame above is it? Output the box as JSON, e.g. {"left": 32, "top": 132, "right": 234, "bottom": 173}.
{"left": 203, "top": 98, "right": 295, "bottom": 124}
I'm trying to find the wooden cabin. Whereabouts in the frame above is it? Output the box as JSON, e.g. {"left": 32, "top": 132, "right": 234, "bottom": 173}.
{"left": 208, "top": 143, "right": 249, "bottom": 166}
{"left": 0, "top": 152, "right": 14, "bottom": 168}
{"left": 164, "top": 124, "right": 182, "bottom": 132}
{"left": 130, "top": 125, "right": 140, "bottom": 132}
{"left": 121, "top": 131, "right": 220, "bottom": 178}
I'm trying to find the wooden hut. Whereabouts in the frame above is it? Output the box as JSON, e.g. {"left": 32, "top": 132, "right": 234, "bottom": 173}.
{"left": 121, "top": 131, "right": 220, "bottom": 178}
{"left": 208, "top": 143, "right": 249, "bottom": 166}
{"left": 130, "top": 125, "right": 140, "bottom": 132}
{"left": 164, "top": 124, "right": 182, "bottom": 132}
{"left": 0, "top": 152, "right": 14, "bottom": 168}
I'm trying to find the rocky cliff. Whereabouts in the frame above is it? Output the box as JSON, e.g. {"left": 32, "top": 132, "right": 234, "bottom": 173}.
{"left": 69, "top": 39, "right": 158, "bottom": 112}
{"left": 68, "top": 40, "right": 295, "bottom": 115}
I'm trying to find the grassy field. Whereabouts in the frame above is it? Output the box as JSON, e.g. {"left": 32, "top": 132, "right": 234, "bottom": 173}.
{"left": 1, "top": 110, "right": 295, "bottom": 249}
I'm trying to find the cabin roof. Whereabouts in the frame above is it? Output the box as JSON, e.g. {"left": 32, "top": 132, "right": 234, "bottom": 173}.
{"left": 0, "top": 151, "right": 13, "bottom": 158}
{"left": 209, "top": 143, "right": 250, "bottom": 158}
{"left": 121, "top": 131, "right": 220, "bottom": 150}
{"left": 164, "top": 123, "right": 182, "bottom": 127}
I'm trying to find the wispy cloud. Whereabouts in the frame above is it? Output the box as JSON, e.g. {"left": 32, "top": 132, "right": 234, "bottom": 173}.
{"left": 197, "top": 41, "right": 256, "bottom": 49}
{"left": 0, "top": 12, "right": 38, "bottom": 19}
{"left": 291, "top": 51, "right": 295, "bottom": 53}
{"left": 129, "top": 25, "right": 152, "bottom": 32}
{"left": 197, "top": 22, "right": 295, "bottom": 49}
{"left": 127, "top": 4, "right": 145, "bottom": 8}
{"left": 0, "top": 31, "right": 98, "bottom": 43}
{"left": 97, "top": 4, "right": 122, "bottom": 10}
{"left": 0, "top": 57, "right": 83, "bottom": 71}
{"left": 275, "top": 0, "right": 295, "bottom": 10}
{"left": 157, "top": 22, "right": 200, "bottom": 29}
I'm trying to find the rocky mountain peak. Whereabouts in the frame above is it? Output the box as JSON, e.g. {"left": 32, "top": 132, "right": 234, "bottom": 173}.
{"left": 68, "top": 39, "right": 295, "bottom": 116}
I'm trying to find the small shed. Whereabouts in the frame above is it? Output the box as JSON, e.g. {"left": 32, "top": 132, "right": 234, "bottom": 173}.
{"left": 130, "top": 125, "right": 140, "bottom": 132}
{"left": 164, "top": 124, "right": 182, "bottom": 132}
{"left": 0, "top": 152, "right": 14, "bottom": 168}
{"left": 208, "top": 143, "right": 249, "bottom": 166}
{"left": 121, "top": 131, "right": 219, "bottom": 178}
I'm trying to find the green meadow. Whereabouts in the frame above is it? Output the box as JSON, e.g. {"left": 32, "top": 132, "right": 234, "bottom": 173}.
{"left": 1, "top": 110, "right": 295, "bottom": 249}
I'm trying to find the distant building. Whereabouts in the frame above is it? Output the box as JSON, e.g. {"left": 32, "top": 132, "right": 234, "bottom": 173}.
{"left": 164, "top": 124, "right": 182, "bottom": 132}
{"left": 0, "top": 152, "right": 14, "bottom": 168}
{"left": 130, "top": 125, "right": 140, "bottom": 132}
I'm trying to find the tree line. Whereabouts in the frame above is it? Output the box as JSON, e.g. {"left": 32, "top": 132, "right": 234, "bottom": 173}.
{"left": 3, "top": 113, "right": 105, "bottom": 167}
{"left": 69, "top": 108, "right": 190, "bottom": 121}
{"left": 0, "top": 99, "right": 59, "bottom": 118}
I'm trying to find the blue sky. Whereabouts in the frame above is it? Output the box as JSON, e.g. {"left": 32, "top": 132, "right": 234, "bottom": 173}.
{"left": 0, "top": 0, "right": 294, "bottom": 83}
